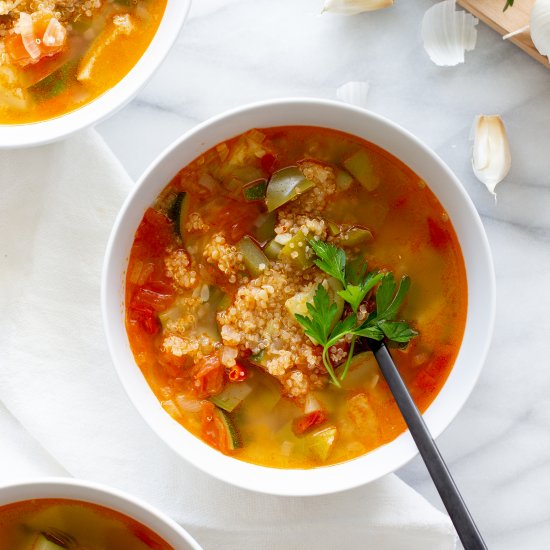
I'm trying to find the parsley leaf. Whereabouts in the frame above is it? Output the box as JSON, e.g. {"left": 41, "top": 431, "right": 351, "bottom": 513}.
{"left": 294, "top": 241, "right": 418, "bottom": 386}
{"left": 379, "top": 321, "right": 419, "bottom": 343}
{"left": 504, "top": 0, "right": 514, "bottom": 11}
{"left": 295, "top": 284, "right": 337, "bottom": 346}
{"left": 309, "top": 239, "right": 346, "bottom": 287}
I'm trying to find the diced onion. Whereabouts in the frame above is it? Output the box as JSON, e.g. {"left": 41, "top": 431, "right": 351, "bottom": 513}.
{"left": 16, "top": 12, "right": 40, "bottom": 60}
{"left": 175, "top": 395, "right": 202, "bottom": 413}
{"left": 42, "top": 17, "right": 66, "bottom": 48}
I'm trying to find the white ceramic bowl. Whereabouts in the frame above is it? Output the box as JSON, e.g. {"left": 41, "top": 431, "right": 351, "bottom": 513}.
{"left": 102, "top": 98, "right": 496, "bottom": 497}
{"left": 0, "top": 0, "right": 191, "bottom": 149}
{"left": 0, "top": 478, "right": 201, "bottom": 548}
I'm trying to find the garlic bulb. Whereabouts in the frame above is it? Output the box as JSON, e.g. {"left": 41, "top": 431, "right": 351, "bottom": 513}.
{"left": 530, "top": 0, "right": 550, "bottom": 62}
{"left": 336, "top": 81, "right": 370, "bottom": 108}
{"left": 422, "top": 0, "right": 478, "bottom": 66}
{"left": 322, "top": 0, "right": 393, "bottom": 15}
{"left": 472, "top": 115, "right": 511, "bottom": 196}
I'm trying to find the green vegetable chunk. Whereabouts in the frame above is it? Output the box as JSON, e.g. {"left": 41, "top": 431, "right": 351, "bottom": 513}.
{"left": 335, "top": 169, "right": 354, "bottom": 190}
{"left": 264, "top": 238, "right": 283, "bottom": 260}
{"left": 265, "top": 166, "right": 315, "bottom": 212}
{"left": 210, "top": 382, "right": 253, "bottom": 412}
{"left": 237, "top": 236, "right": 270, "bottom": 277}
{"left": 279, "top": 230, "right": 314, "bottom": 268}
{"left": 28, "top": 59, "right": 79, "bottom": 101}
{"left": 214, "top": 407, "right": 241, "bottom": 450}
{"left": 306, "top": 425, "right": 337, "bottom": 461}
{"left": 243, "top": 179, "right": 268, "bottom": 202}
{"left": 343, "top": 150, "right": 380, "bottom": 191}
{"left": 168, "top": 192, "right": 190, "bottom": 240}
{"left": 254, "top": 211, "right": 276, "bottom": 243}
{"left": 340, "top": 226, "right": 374, "bottom": 246}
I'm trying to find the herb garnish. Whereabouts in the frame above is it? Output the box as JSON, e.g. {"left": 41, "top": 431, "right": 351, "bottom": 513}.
{"left": 294, "top": 240, "right": 418, "bottom": 388}
{"left": 504, "top": 0, "right": 514, "bottom": 11}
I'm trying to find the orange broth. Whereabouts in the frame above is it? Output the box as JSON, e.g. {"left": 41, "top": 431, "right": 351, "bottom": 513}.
{"left": 0, "top": 0, "right": 167, "bottom": 124}
{"left": 125, "top": 126, "right": 468, "bottom": 469}
{"left": 0, "top": 498, "right": 172, "bottom": 549}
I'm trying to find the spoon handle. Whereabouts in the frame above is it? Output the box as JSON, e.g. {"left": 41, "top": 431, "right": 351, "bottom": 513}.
{"left": 368, "top": 340, "right": 487, "bottom": 550}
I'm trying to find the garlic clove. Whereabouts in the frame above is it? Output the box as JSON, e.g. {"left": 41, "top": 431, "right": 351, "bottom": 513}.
{"left": 336, "top": 81, "right": 370, "bottom": 108}
{"left": 530, "top": 0, "right": 550, "bottom": 62}
{"left": 421, "top": 0, "right": 478, "bottom": 66}
{"left": 472, "top": 115, "right": 511, "bottom": 196}
{"left": 322, "top": 0, "right": 393, "bottom": 15}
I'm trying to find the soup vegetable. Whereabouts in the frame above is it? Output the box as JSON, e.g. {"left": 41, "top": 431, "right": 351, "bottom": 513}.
{"left": 0, "top": 498, "right": 172, "bottom": 549}
{"left": 125, "top": 126, "right": 468, "bottom": 469}
{"left": 0, "top": 0, "right": 166, "bottom": 124}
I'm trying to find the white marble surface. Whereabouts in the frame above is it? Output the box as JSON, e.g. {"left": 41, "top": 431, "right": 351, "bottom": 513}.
{"left": 95, "top": 0, "right": 550, "bottom": 547}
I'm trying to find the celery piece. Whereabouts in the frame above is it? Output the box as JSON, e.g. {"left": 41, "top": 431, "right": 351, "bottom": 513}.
{"left": 210, "top": 382, "right": 253, "bottom": 412}
{"left": 264, "top": 239, "right": 283, "bottom": 260}
{"left": 28, "top": 59, "right": 79, "bottom": 101}
{"left": 243, "top": 179, "right": 268, "bottom": 202}
{"left": 237, "top": 236, "right": 270, "bottom": 277}
{"left": 336, "top": 352, "right": 379, "bottom": 391}
{"left": 335, "top": 169, "right": 354, "bottom": 190}
{"left": 266, "top": 167, "right": 315, "bottom": 212}
{"left": 254, "top": 211, "right": 276, "bottom": 243}
{"left": 340, "top": 226, "right": 374, "bottom": 246}
{"left": 343, "top": 150, "right": 380, "bottom": 191}
{"left": 279, "top": 230, "right": 314, "bottom": 268}
{"left": 305, "top": 425, "right": 338, "bottom": 462}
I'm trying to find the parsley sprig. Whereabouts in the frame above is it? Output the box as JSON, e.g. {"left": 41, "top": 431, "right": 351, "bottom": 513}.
{"left": 294, "top": 240, "right": 418, "bottom": 388}
{"left": 504, "top": 0, "right": 514, "bottom": 10}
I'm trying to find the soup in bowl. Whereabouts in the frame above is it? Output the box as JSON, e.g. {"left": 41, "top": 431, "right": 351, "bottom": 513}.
{"left": 102, "top": 99, "right": 495, "bottom": 496}
{"left": 0, "top": 0, "right": 190, "bottom": 148}
{"left": 0, "top": 478, "right": 201, "bottom": 549}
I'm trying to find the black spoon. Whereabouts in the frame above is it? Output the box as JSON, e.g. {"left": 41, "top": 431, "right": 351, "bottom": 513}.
{"left": 366, "top": 338, "right": 487, "bottom": 550}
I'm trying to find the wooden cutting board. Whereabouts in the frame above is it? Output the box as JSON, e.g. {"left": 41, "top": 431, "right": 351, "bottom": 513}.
{"left": 457, "top": 0, "right": 549, "bottom": 68}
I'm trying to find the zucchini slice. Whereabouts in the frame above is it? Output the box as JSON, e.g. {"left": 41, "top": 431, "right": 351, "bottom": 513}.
{"left": 237, "top": 236, "right": 270, "bottom": 277}
{"left": 214, "top": 407, "right": 241, "bottom": 450}
{"left": 265, "top": 167, "right": 315, "bottom": 212}
{"left": 243, "top": 179, "right": 268, "bottom": 202}
{"left": 168, "top": 192, "right": 190, "bottom": 240}
{"left": 210, "top": 382, "right": 253, "bottom": 412}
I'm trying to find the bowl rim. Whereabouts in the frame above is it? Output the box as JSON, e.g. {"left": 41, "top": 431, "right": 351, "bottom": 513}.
{"left": 0, "top": 477, "right": 202, "bottom": 549}
{"left": 0, "top": 0, "right": 191, "bottom": 149}
{"left": 102, "top": 97, "right": 496, "bottom": 496}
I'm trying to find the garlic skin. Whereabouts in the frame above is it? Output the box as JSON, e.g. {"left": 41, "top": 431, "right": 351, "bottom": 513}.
{"left": 322, "top": 0, "right": 393, "bottom": 15}
{"left": 530, "top": 0, "right": 550, "bottom": 62}
{"left": 472, "top": 115, "right": 511, "bottom": 196}
{"left": 336, "top": 81, "right": 370, "bottom": 108}
{"left": 422, "top": 0, "right": 478, "bottom": 66}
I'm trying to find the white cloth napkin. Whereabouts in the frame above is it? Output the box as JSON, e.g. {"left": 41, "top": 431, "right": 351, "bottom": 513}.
{"left": 0, "top": 129, "right": 457, "bottom": 550}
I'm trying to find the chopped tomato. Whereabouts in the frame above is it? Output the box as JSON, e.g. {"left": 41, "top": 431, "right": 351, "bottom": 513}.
{"left": 134, "top": 208, "right": 174, "bottom": 257}
{"left": 6, "top": 13, "right": 67, "bottom": 67}
{"left": 200, "top": 401, "right": 228, "bottom": 452}
{"left": 130, "top": 281, "right": 175, "bottom": 312}
{"left": 292, "top": 410, "right": 328, "bottom": 436}
{"left": 228, "top": 363, "right": 248, "bottom": 382}
{"left": 260, "top": 153, "right": 277, "bottom": 175}
{"left": 194, "top": 355, "right": 225, "bottom": 398}
{"left": 128, "top": 304, "right": 160, "bottom": 336}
